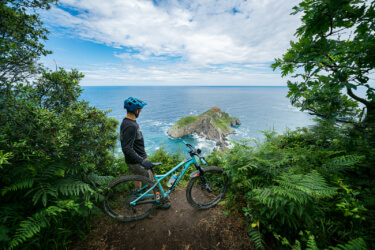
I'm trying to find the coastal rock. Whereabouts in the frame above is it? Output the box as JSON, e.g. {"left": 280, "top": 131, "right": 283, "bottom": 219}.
{"left": 166, "top": 108, "right": 241, "bottom": 150}
{"left": 230, "top": 119, "right": 241, "bottom": 127}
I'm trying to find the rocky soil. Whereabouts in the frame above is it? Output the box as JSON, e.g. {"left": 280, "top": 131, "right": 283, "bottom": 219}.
{"left": 71, "top": 187, "right": 253, "bottom": 250}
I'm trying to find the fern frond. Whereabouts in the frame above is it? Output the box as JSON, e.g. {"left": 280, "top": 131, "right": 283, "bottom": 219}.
{"left": 276, "top": 171, "right": 337, "bottom": 199}
{"left": 8, "top": 210, "right": 49, "bottom": 249}
{"left": 322, "top": 155, "right": 365, "bottom": 173}
{"left": 306, "top": 235, "right": 319, "bottom": 250}
{"left": 248, "top": 227, "right": 264, "bottom": 250}
{"left": 271, "top": 186, "right": 310, "bottom": 204}
{"left": 30, "top": 182, "right": 58, "bottom": 206}
{"left": 292, "top": 240, "right": 302, "bottom": 250}
{"left": 39, "top": 164, "right": 66, "bottom": 180}
{"left": 57, "top": 179, "right": 93, "bottom": 196}
{"left": 86, "top": 172, "right": 114, "bottom": 186}
{"left": 299, "top": 171, "right": 337, "bottom": 198}
{"left": 1, "top": 178, "right": 34, "bottom": 195}
{"left": 329, "top": 238, "right": 367, "bottom": 250}
{"left": 66, "top": 163, "right": 94, "bottom": 175}
{"left": 8, "top": 206, "right": 66, "bottom": 249}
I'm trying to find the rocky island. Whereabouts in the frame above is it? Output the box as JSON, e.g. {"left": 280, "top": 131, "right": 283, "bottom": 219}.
{"left": 167, "top": 107, "right": 241, "bottom": 150}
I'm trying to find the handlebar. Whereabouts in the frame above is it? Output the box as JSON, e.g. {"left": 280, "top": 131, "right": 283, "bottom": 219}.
{"left": 182, "top": 140, "right": 207, "bottom": 164}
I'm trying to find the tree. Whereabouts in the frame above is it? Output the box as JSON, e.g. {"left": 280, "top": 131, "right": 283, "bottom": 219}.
{"left": 272, "top": 0, "right": 375, "bottom": 125}
{"left": 0, "top": 0, "right": 55, "bottom": 90}
{"left": 0, "top": 1, "right": 120, "bottom": 248}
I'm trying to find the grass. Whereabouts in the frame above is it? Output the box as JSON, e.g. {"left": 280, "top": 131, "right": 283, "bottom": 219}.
{"left": 173, "top": 109, "right": 237, "bottom": 134}
{"left": 176, "top": 116, "right": 200, "bottom": 128}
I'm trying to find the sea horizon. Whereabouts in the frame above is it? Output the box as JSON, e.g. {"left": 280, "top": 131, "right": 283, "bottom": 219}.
{"left": 80, "top": 85, "right": 314, "bottom": 155}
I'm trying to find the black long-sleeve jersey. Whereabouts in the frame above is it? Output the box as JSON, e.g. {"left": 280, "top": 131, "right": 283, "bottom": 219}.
{"left": 120, "top": 118, "right": 147, "bottom": 164}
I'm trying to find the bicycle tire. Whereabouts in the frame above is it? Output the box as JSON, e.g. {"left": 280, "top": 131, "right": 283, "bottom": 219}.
{"left": 103, "top": 175, "right": 157, "bottom": 222}
{"left": 186, "top": 166, "right": 228, "bottom": 210}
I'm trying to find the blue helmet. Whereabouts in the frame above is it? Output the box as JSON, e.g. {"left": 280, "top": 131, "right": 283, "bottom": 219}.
{"left": 124, "top": 97, "right": 147, "bottom": 112}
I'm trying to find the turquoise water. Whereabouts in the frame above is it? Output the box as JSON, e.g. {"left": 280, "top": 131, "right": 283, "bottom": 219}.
{"left": 80, "top": 86, "right": 314, "bottom": 155}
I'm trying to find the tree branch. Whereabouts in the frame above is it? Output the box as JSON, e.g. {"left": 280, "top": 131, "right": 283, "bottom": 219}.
{"left": 346, "top": 87, "right": 370, "bottom": 106}
{"left": 306, "top": 108, "right": 354, "bottom": 124}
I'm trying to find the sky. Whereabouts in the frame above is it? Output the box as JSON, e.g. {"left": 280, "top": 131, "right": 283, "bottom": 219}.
{"left": 40, "top": 0, "right": 303, "bottom": 86}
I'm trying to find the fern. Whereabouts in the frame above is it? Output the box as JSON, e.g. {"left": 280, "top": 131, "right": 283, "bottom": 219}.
{"left": 322, "top": 155, "right": 365, "bottom": 173}
{"left": 329, "top": 238, "right": 367, "bottom": 250}
{"left": 255, "top": 171, "right": 336, "bottom": 209}
{"left": 86, "top": 172, "right": 114, "bottom": 186}
{"left": 8, "top": 206, "right": 65, "bottom": 249}
{"left": 292, "top": 240, "right": 302, "bottom": 250}
{"left": 38, "top": 164, "right": 66, "bottom": 180}
{"left": 276, "top": 171, "right": 337, "bottom": 198}
{"left": 306, "top": 235, "right": 319, "bottom": 250}
{"left": 1, "top": 178, "right": 34, "bottom": 195}
{"left": 248, "top": 227, "right": 264, "bottom": 250}
{"left": 57, "top": 179, "right": 93, "bottom": 197}
{"left": 299, "top": 171, "right": 337, "bottom": 198}
{"left": 30, "top": 182, "right": 58, "bottom": 206}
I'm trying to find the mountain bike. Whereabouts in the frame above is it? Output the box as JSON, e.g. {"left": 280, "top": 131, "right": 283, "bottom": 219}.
{"left": 102, "top": 142, "right": 228, "bottom": 222}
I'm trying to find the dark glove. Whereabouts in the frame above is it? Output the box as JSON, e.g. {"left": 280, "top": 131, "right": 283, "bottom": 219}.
{"left": 141, "top": 159, "right": 153, "bottom": 170}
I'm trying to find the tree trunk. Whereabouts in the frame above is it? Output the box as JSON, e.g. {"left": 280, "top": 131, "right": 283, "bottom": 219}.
{"left": 363, "top": 103, "right": 375, "bottom": 125}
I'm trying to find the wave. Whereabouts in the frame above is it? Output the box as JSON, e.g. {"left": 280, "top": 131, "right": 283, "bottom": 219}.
{"left": 273, "top": 105, "right": 309, "bottom": 113}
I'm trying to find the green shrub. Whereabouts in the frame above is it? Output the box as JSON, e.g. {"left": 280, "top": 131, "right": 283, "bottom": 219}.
{"left": 218, "top": 125, "right": 373, "bottom": 249}
{"left": 0, "top": 69, "right": 119, "bottom": 249}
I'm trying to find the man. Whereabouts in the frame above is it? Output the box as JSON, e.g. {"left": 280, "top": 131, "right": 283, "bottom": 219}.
{"left": 120, "top": 97, "right": 170, "bottom": 209}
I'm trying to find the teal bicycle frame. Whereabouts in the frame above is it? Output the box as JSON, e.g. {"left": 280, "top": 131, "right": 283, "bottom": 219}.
{"left": 130, "top": 155, "right": 207, "bottom": 206}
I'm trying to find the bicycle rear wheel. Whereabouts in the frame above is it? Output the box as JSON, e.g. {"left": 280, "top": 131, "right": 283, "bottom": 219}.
{"left": 103, "top": 175, "right": 157, "bottom": 222}
{"left": 186, "top": 166, "right": 228, "bottom": 210}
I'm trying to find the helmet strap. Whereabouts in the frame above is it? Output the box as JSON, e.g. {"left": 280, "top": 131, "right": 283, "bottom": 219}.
{"left": 134, "top": 110, "right": 140, "bottom": 118}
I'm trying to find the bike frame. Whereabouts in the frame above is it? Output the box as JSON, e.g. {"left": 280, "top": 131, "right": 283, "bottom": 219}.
{"left": 130, "top": 155, "right": 206, "bottom": 206}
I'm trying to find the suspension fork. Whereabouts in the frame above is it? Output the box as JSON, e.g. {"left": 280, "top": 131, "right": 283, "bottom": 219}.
{"left": 194, "top": 163, "right": 212, "bottom": 192}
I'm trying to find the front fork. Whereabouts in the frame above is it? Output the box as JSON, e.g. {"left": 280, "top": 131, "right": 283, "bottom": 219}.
{"left": 194, "top": 163, "right": 212, "bottom": 193}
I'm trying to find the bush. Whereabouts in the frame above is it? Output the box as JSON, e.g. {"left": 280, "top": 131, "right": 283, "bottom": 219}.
{"left": 218, "top": 124, "right": 374, "bottom": 249}
{"left": 0, "top": 69, "right": 119, "bottom": 249}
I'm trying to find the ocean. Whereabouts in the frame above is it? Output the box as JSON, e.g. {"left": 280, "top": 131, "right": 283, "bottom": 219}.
{"left": 80, "top": 86, "right": 314, "bottom": 155}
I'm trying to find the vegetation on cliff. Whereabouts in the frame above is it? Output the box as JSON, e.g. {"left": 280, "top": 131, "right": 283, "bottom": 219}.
{"left": 167, "top": 108, "right": 241, "bottom": 148}
{"left": 174, "top": 109, "right": 239, "bottom": 131}
{"left": 174, "top": 116, "right": 200, "bottom": 128}
{"left": 207, "top": 123, "right": 374, "bottom": 249}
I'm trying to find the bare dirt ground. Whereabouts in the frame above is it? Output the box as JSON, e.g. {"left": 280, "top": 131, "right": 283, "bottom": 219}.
{"left": 71, "top": 187, "right": 253, "bottom": 250}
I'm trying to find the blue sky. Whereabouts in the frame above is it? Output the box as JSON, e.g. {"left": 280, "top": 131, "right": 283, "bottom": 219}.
{"left": 40, "top": 0, "right": 303, "bottom": 86}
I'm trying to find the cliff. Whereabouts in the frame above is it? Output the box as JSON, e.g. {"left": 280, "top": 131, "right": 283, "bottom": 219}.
{"left": 167, "top": 108, "right": 241, "bottom": 150}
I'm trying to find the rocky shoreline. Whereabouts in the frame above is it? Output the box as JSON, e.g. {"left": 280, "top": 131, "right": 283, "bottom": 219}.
{"left": 167, "top": 108, "right": 241, "bottom": 150}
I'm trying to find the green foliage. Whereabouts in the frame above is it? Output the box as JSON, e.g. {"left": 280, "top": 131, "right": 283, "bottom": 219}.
{"left": 248, "top": 227, "right": 265, "bottom": 249}
{"left": 329, "top": 237, "right": 367, "bottom": 250}
{"left": 0, "top": 1, "right": 119, "bottom": 247}
{"left": 292, "top": 236, "right": 367, "bottom": 250}
{"left": 306, "top": 235, "right": 319, "bottom": 250}
{"left": 271, "top": 0, "right": 375, "bottom": 125}
{"left": 173, "top": 109, "right": 237, "bottom": 134}
{"left": 175, "top": 116, "right": 199, "bottom": 128}
{"left": 148, "top": 145, "right": 187, "bottom": 186}
{"left": 0, "top": 0, "right": 55, "bottom": 87}
{"left": 218, "top": 124, "right": 374, "bottom": 249}
{"left": 0, "top": 67, "right": 119, "bottom": 248}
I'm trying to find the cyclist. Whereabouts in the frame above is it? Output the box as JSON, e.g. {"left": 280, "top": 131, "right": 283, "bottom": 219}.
{"left": 120, "top": 97, "right": 170, "bottom": 210}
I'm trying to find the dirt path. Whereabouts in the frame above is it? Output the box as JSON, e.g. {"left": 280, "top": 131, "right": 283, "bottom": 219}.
{"left": 72, "top": 187, "right": 253, "bottom": 250}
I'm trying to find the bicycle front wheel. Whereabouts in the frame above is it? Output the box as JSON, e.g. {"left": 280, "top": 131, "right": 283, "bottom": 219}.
{"left": 186, "top": 166, "right": 228, "bottom": 210}
{"left": 103, "top": 175, "right": 157, "bottom": 222}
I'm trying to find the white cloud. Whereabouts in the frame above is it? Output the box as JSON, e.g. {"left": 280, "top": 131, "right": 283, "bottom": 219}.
{"left": 43, "top": 0, "right": 301, "bottom": 65}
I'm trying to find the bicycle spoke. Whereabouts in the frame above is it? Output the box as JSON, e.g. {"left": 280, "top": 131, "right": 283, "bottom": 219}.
{"left": 187, "top": 167, "right": 227, "bottom": 209}
{"left": 104, "top": 177, "right": 155, "bottom": 220}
